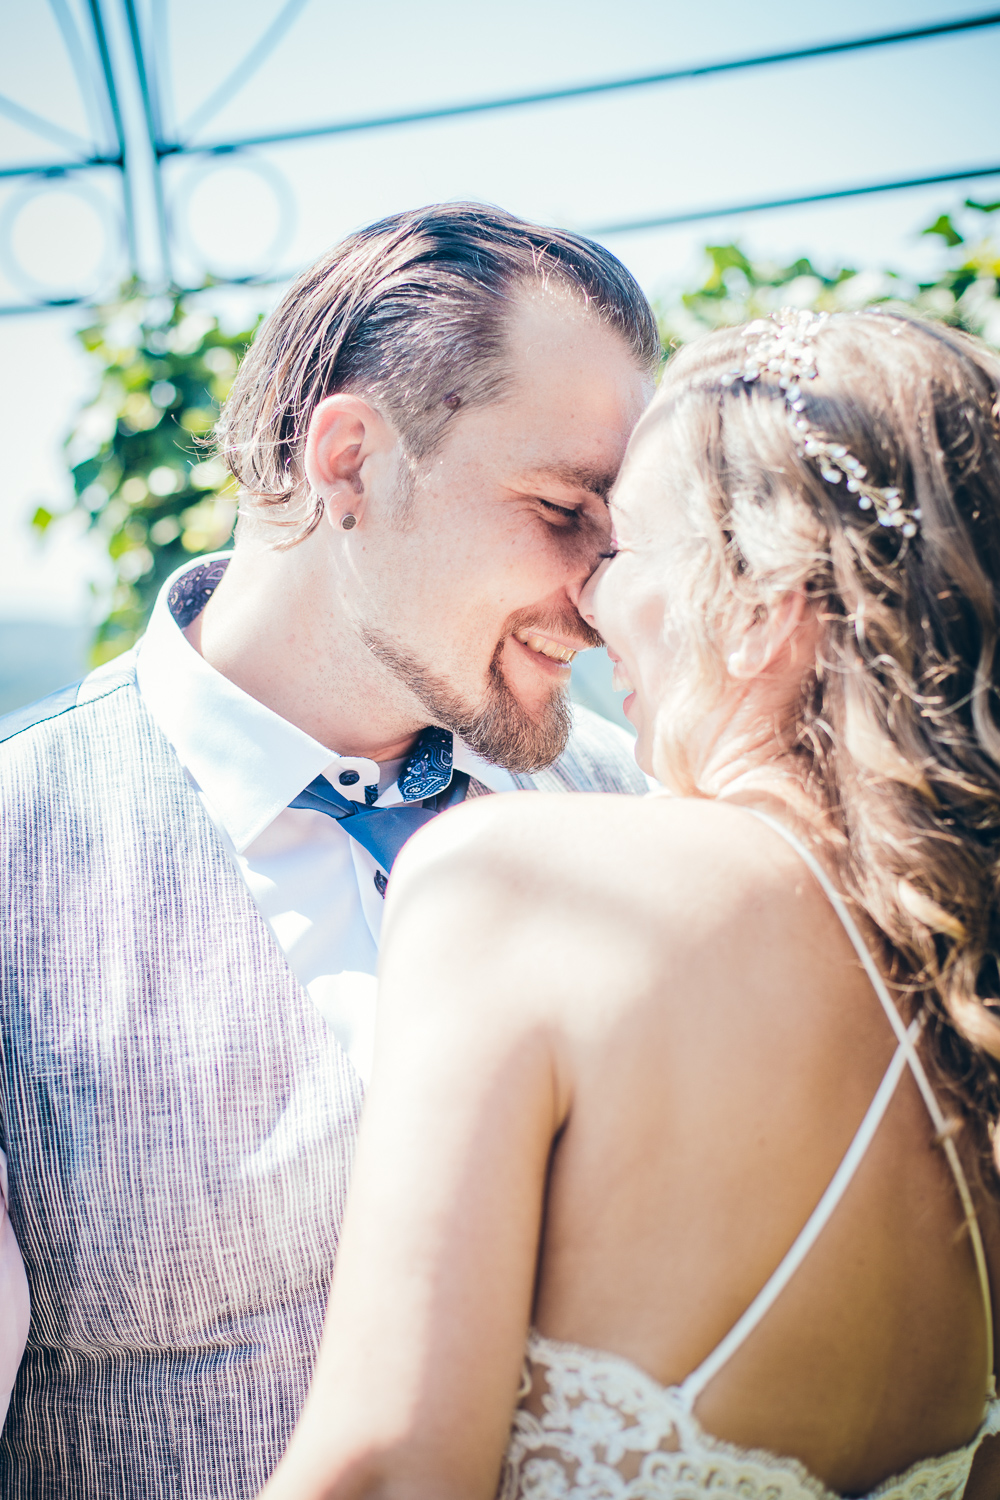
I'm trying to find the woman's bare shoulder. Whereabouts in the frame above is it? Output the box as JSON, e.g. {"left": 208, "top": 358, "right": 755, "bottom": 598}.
{"left": 386, "top": 791, "right": 836, "bottom": 1031}
{"left": 394, "top": 790, "right": 799, "bottom": 909}
{"left": 380, "top": 790, "right": 875, "bottom": 1180}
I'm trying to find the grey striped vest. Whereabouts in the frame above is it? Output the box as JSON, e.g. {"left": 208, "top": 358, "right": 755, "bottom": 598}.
{"left": 0, "top": 654, "right": 645, "bottom": 1498}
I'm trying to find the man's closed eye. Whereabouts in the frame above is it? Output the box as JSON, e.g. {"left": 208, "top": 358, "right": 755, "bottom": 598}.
{"left": 537, "top": 498, "right": 579, "bottom": 523}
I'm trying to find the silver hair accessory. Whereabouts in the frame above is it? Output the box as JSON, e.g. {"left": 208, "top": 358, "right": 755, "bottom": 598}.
{"left": 721, "top": 308, "right": 921, "bottom": 539}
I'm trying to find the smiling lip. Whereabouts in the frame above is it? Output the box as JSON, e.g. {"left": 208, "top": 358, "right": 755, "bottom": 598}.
{"left": 605, "top": 647, "right": 634, "bottom": 694}
{"left": 513, "top": 627, "right": 581, "bottom": 665}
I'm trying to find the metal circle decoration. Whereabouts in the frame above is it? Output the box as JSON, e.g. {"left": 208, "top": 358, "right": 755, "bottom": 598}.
{"left": 169, "top": 149, "right": 296, "bottom": 283}
{"left": 0, "top": 171, "right": 124, "bottom": 301}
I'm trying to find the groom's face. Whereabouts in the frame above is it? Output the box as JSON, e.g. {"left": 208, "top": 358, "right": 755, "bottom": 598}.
{"left": 358, "top": 294, "right": 652, "bottom": 771}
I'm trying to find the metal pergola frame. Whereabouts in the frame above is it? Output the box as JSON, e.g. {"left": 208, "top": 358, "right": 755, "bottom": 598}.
{"left": 3, "top": 2, "right": 1000, "bottom": 315}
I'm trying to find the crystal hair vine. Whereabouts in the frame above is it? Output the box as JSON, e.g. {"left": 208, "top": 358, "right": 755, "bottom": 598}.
{"left": 720, "top": 308, "right": 921, "bottom": 539}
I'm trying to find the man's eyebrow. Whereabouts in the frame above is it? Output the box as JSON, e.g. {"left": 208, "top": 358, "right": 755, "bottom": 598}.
{"left": 526, "top": 462, "right": 618, "bottom": 501}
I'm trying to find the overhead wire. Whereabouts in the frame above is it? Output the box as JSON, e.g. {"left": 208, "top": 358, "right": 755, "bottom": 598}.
{"left": 0, "top": 155, "right": 120, "bottom": 181}
{"left": 160, "top": 10, "right": 1000, "bottom": 157}
{"left": 2, "top": 7, "right": 1000, "bottom": 309}
{"left": 589, "top": 163, "right": 1000, "bottom": 237}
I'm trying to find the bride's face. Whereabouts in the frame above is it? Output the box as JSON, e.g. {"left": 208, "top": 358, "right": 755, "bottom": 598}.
{"left": 579, "top": 417, "right": 707, "bottom": 779}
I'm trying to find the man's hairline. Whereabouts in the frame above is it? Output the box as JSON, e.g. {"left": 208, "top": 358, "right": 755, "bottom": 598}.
{"left": 403, "top": 279, "right": 651, "bottom": 505}
{"left": 234, "top": 275, "right": 648, "bottom": 535}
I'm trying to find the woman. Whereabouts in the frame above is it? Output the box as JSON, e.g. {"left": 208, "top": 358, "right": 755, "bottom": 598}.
{"left": 262, "top": 309, "right": 1000, "bottom": 1499}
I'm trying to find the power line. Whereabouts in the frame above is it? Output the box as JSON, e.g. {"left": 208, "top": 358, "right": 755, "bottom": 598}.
{"left": 588, "top": 163, "right": 1000, "bottom": 237}
{"left": 159, "top": 10, "right": 1000, "bottom": 158}
{"left": 6, "top": 9, "right": 999, "bottom": 177}
{"left": 0, "top": 156, "right": 120, "bottom": 182}
{"left": 4, "top": 158, "right": 1000, "bottom": 316}
{"left": 3, "top": 9, "right": 1000, "bottom": 312}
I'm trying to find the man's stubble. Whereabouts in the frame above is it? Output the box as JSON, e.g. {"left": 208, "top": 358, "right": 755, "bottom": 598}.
{"left": 361, "top": 608, "right": 601, "bottom": 774}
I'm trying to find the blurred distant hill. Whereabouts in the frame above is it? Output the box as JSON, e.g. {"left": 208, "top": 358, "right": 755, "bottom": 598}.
{"left": 0, "top": 619, "right": 89, "bottom": 717}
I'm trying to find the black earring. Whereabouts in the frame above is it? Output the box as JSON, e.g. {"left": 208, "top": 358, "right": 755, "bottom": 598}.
{"left": 341, "top": 514, "right": 358, "bottom": 530}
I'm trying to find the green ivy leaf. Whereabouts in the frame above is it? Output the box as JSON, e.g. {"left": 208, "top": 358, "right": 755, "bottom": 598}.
{"left": 40, "top": 286, "right": 261, "bottom": 664}
{"left": 922, "top": 214, "right": 964, "bottom": 247}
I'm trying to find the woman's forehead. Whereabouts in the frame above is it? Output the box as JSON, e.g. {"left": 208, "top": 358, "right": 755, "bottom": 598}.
{"left": 613, "top": 439, "right": 671, "bottom": 510}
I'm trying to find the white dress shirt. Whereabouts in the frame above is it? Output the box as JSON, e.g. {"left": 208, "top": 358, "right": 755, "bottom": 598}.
{"left": 135, "top": 554, "right": 517, "bottom": 1087}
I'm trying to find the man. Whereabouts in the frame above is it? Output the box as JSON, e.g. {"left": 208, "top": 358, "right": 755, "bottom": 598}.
{"left": 0, "top": 202, "right": 657, "bottom": 1496}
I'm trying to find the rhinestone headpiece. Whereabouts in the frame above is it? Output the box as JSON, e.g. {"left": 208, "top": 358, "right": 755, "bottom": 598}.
{"left": 721, "top": 309, "right": 920, "bottom": 539}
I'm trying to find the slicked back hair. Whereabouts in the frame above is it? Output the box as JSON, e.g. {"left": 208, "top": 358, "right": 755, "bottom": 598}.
{"left": 218, "top": 202, "right": 660, "bottom": 536}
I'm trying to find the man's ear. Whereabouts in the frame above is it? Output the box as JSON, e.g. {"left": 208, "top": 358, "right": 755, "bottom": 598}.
{"left": 303, "top": 395, "right": 393, "bottom": 525}
{"left": 726, "top": 590, "right": 813, "bottom": 681}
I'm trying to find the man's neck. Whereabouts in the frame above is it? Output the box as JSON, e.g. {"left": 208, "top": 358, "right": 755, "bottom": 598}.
{"left": 186, "top": 545, "right": 428, "bottom": 761}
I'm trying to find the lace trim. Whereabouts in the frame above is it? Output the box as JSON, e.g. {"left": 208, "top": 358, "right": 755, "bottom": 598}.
{"left": 497, "top": 1331, "right": 1000, "bottom": 1500}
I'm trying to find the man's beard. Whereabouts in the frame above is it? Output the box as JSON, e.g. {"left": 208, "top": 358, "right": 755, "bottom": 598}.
{"left": 362, "top": 608, "right": 602, "bottom": 774}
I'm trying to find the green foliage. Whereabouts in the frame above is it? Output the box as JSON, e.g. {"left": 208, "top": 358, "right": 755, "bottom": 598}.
{"left": 42, "top": 289, "right": 260, "bottom": 664}
{"left": 43, "top": 202, "right": 1000, "bottom": 663}
{"left": 922, "top": 213, "right": 964, "bottom": 248}
{"left": 657, "top": 199, "right": 1000, "bottom": 356}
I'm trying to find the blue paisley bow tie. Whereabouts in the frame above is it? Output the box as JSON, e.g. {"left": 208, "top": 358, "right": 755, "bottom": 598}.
{"left": 288, "top": 726, "right": 470, "bottom": 881}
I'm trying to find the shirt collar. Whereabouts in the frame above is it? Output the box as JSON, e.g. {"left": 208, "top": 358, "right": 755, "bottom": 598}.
{"left": 136, "top": 554, "right": 515, "bottom": 849}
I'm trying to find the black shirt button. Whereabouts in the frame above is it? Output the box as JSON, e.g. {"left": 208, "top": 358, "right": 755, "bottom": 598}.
{"left": 339, "top": 769, "right": 360, "bottom": 786}
{"left": 374, "top": 870, "right": 388, "bottom": 897}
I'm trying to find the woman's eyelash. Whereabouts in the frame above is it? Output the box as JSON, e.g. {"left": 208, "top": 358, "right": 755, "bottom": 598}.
{"left": 537, "top": 498, "right": 578, "bottom": 519}
{"left": 598, "top": 547, "right": 619, "bottom": 560}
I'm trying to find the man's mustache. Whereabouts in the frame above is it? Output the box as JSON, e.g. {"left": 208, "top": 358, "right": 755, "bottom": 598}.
{"left": 502, "top": 606, "right": 604, "bottom": 653}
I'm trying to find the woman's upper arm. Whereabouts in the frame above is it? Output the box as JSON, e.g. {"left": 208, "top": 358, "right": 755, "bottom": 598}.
{"left": 267, "top": 811, "right": 569, "bottom": 1499}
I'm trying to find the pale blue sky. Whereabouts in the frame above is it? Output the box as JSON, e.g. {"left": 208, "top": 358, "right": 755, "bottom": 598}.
{"left": 2, "top": 0, "right": 999, "bottom": 621}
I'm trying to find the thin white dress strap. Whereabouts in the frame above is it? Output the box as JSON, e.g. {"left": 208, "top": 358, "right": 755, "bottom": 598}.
{"left": 678, "top": 806, "right": 994, "bottom": 1408}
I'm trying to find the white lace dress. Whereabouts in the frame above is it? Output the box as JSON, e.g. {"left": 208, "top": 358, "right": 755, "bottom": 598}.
{"left": 499, "top": 1334, "right": 1000, "bottom": 1500}
{"left": 498, "top": 811, "right": 1000, "bottom": 1500}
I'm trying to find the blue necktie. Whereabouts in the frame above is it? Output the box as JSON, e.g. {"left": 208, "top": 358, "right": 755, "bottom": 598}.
{"left": 288, "top": 727, "right": 470, "bottom": 877}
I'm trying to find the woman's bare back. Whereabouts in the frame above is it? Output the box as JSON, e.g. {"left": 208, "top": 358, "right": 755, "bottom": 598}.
{"left": 518, "top": 793, "right": 998, "bottom": 1493}
{"left": 261, "top": 790, "right": 1000, "bottom": 1500}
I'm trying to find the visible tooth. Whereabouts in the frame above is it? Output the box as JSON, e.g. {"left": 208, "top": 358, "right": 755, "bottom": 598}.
{"left": 514, "top": 628, "right": 575, "bottom": 664}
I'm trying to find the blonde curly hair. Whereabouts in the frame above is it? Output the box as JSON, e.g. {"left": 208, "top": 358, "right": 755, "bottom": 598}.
{"left": 653, "top": 309, "right": 1000, "bottom": 1148}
